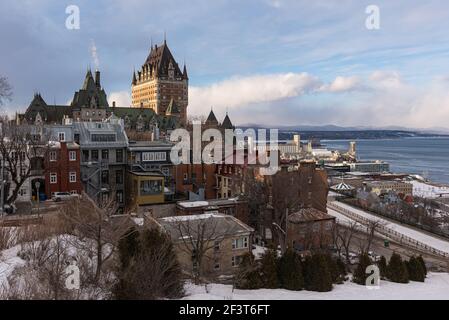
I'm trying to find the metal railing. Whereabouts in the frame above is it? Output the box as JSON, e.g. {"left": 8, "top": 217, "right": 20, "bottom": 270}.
{"left": 328, "top": 202, "right": 449, "bottom": 259}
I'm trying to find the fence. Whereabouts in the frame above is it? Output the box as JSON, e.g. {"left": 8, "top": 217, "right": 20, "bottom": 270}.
{"left": 328, "top": 202, "right": 449, "bottom": 259}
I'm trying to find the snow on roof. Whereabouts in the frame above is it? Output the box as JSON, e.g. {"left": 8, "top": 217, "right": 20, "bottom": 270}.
{"left": 177, "top": 201, "right": 210, "bottom": 208}
{"left": 331, "top": 182, "right": 355, "bottom": 191}
{"left": 160, "top": 213, "right": 223, "bottom": 222}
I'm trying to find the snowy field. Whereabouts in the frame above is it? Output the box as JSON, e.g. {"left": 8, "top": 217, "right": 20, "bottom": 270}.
{"left": 184, "top": 273, "right": 449, "bottom": 300}
{"left": 330, "top": 201, "right": 449, "bottom": 254}
{"left": 411, "top": 180, "right": 449, "bottom": 199}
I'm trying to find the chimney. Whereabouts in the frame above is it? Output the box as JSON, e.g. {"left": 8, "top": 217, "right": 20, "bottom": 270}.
{"left": 112, "top": 101, "right": 116, "bottom": 108}
{"left": 95, "top": 70, "right": 101, "bottom": 88}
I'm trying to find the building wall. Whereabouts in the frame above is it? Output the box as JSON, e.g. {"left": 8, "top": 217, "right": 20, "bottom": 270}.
{"left": 127, "top": 173, "right": 165, "bottom": 206}
{"left": 175, "top": 163, "right": 217, "bottom": 199}
{"left": 132, "top": 78, "right": 188, "bottom": 123}
{"left": 45, "top": 142, "right": 82, "bottom": 197}
{"left": 287, "top": 218, "right": 335, "bottom": 251}
{"left": 174, "top": 234, "right": 251, "bottom": 278}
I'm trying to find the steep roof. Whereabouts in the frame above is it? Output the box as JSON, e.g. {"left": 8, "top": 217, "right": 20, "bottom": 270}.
{"left": 71, "top": 70, "right": 109, "bottom": 109}
{"left": 23, "top": 93, "right": 71, "bottom": 124}
{"left": 205, "top": 109, "right": 218, "bottom": 125}
{"left": 144, "top": 42, "right": 182, "bottom": 78}
{"left": 288, "top": 208, "right": 335, "bottom": 223}
{"left": 165, "top": 98, "right": 181, "bottom": 115}
{"left": 222, "top": 113, "right": 233, "bottom": 129}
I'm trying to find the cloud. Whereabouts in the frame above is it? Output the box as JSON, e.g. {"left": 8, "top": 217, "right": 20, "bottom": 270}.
{"left": 319, "top": 76, "right": 362, "bottom": 93}
{"left": 189, "top": 72, "right": 323, "bottom": 115}
{"left": 108, "top": 91, "right": 131, "bottom": 107}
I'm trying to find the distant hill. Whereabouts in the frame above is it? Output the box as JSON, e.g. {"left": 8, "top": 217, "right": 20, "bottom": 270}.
{"left": 236, "top": 125, "right": 449, "bottom": 141}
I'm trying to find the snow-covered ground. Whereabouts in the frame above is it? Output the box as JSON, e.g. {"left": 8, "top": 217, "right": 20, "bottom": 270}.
{"left": 411, "top": 180, "right": 449, "bottom": 199}
{"left": 184, "top": 273, "right": 449, "bottom": 300}
{"left": 329, "top": 201, "right": 449, "bottom": 254}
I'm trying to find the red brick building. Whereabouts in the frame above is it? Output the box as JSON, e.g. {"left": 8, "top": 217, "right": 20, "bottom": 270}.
{"left": 175, "top": 163, "right": 217, "bottom": 200}
{"left": 45, "top": 141, "right": 82, "bottom": 198}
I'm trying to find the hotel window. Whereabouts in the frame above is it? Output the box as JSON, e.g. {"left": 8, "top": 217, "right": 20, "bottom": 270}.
{"left": 69, "top": 151, "right": 76, "bottom": 161}
{"left": 140, "top": 179, "right": 162, "bottom": 196}
{"left": 116, "top": 190, "right": 124, "bottom": 204}
{"left": 116, "top": 149, "right": 123, "bottom": 163}
{"left": 142, "top": 152, "right": 166, "bottom": 162}
{"left": 50, "top": 173, "right": 57, "bottom": 184}
{"left": 102, "top": 149, "right": 109, "bottom": 161}
{"left": 116, "top": 170, "right": 123, "bottom": 184}
{"left": 50, "top": 151, "right": 57, "bottom": 161}
{"left": 232, "top": 237, "right": 248, "bottom": 249}
{"left": 69, "top": 172, "right": 76, "bottom": 183}
{"left": 58, "top": 132, "right": 66, "bottom": 142}
{"left": 91, "top": 150, "right": 99, "bottom": 161}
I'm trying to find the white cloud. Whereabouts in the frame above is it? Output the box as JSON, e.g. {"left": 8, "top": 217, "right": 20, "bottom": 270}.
{"left": 108, "top": 91, "right": 131, "bottom": 107}
{"left": 320, "top": 76, "right": 362, "bottom": 93}
{"left": 189, "top": 72, "right": 323, "bottom": 116}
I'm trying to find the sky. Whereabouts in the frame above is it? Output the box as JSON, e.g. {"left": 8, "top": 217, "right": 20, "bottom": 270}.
{"left": 2, "top": 0, "right": 449, "bottom": 129}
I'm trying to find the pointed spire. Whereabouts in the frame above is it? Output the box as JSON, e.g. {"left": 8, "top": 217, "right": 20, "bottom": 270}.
{"left": 164, "top": 30, "right": 167, "bottom": 45}
{"left": 222, "top": 112, "right": 234, "bottom": 130}
{"left": 183, "top": 62, "right": 188, "bottom": 80}
{"left": 206, "top": 107, "right": 218, "bottom": 125}
{"left": 132, "top": 68, "right": 137, "bottom": 85}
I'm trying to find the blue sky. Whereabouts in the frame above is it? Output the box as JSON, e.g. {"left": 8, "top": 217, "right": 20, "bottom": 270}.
{"left": 2, "top": 0, "right": 449, "bottom": 128}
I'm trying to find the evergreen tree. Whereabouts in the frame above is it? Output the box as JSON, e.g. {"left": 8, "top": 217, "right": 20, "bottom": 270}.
{"left": 406, "top": 256, "right": 425, "bottom": 282}
{"left": 353, "top": 253, "right": 372, "bottom": 285}
{"left": 235, "top": 253, "right": 263, "bottom": 289}
{"left": 335, "top": 257, "right": 347, "bottom": 283}
{"left": 114, "top": 228, "right": 184, "bottom": 299}
{"left": 387, "top": 252, "right": 409, "bottom": 283}
{"left": 377, "top": 256, "right": 388, "bottom": 279}
{"left": 303, "top": 253, "right": 333, "bottom": 292}
{"left": 117, "top": 227, "right": 140, "bottom": 270}
{"left": 416, "top": 255, "right": 427, "bottom": 277}
{"left": 259, "top": 249, "right": 279, "bottom": 289}
{"left": 278, "top": 248, "right": 304, "bottom": 290}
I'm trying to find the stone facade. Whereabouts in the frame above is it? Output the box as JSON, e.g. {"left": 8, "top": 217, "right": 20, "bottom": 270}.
{"left": 132, "top": 40, "right": 188, "bottom": 124}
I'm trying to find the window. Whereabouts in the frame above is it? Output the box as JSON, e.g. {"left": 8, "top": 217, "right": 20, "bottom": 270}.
{"left": 214, "top": 262, "right": 220, "bottom": 270}
{"left": 69, "top": 172, "right": 76, "bottom": 183}
{"left": 50, "top": 151, "right": 57, "bottom": 162}
{"left": 140, "top": 179, "right": 162, "bottom": 196}
{"left": 58, "top": 132, "right": 66, "bottom": 142}
{"left": 116, "top": 149, "right": 123, "bottom": 163}
{"left": 116, "top": 170, "right": 123, "bottom": 184}
{"left": 214, "top": 241, "right": 220, "bottom": 252}
{"left": 232, "top": 255, "right": 243, "bottom": 267}
{"left": 116, "top": 190, "right": 124, "bottom": 204}
{"left": 102, "top": 149, "right": 109, "bottom": 161}
{"left": 50, "top": 173, "right": 57, "bottom": 184}
{"left": 70, "top": 190, "right": 78, "bottom": 195}
{"left": 91, "top": 134, "right": 116, "bottom": 142}
{"left": 91, "top": 150, "right": 99, "bottom": 161}
{"left": 69, "top": 151, "right": 76, "bottom": 161}
{"left": 183, "top": 173, "right": 188, "bottom": 180}
{"left": 101, "top": 170, "right": 109, "bottom": 185}
{"left": 232, "top": 237, "right": 248, "bottom": 249}
{"left": 82, "top": 150, "right": 89, "bottom": 162}
{"left": 142, "top": 152, "right": 166, "bottom": 162}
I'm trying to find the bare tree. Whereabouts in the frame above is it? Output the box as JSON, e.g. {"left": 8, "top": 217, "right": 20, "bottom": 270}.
{"left": 60, "top": 194, "right": 131, "bottom": 283}
{"left": 167, "top": 216, "right": 236, "bottom": 284}
{"left": 335, "top": 221, "right": 359, "bottom": 265}
{"left": 0, "top": 76, "right": 12, "bottom": 106}
{"left": 0, "top": 120, "right": 50, "bottom": 205}
{"left": 358, "top": 219, "right": 385, "bottom": 254}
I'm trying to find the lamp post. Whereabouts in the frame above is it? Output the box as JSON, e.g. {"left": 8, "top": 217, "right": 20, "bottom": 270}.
{"left": 35, "top": 181, "right": 40, "bottom": 218}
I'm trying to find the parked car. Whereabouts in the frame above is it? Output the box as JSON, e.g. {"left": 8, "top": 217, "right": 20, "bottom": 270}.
{"left": 3, "top": 204, "right": 17, "bottom": 215}
{"left": 52, "top": 192, "right": 78, "bottom": 202}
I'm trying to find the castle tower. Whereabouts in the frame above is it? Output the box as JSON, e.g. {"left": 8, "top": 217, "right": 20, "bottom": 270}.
{"left": 131, "top": 40, "right": 188, "bottom": 124}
